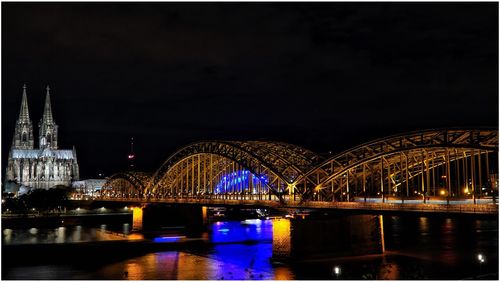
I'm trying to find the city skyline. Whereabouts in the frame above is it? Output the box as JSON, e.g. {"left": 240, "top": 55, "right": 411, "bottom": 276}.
{"left": 2, "top": 3, "right": 498, "bottom": 179}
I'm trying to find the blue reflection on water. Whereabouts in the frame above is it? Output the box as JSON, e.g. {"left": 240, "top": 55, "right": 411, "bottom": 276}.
{"left": 208, "top": 219, "right": 276, "bottom": 279}
{"left": 152, "top": 236, "right": 183, "bottom": 243}
{"left": 210, "top": 220, "right": 273, "bottom": 243}
{"left": 211, "top": 243, "right": 275, "bottom": 279}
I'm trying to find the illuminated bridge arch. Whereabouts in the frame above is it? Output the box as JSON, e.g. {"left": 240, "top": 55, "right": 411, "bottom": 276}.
{"left": 100, "top": 128, "right": 497, "bottom": 205}
{"left": 294, "top": 128, "right": 498, "bottom": 202}
{"left": 145, "top": 141, "right": 322, "bottom": 202}
{"left": 102, "top": 171, "right": 152, "bottom": 198}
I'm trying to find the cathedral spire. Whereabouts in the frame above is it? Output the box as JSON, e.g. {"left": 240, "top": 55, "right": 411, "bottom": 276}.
{"left": 18, "top": 84, "right": 31, "bottom": 122}
{"left": 39, "top": 85, "right": 58, "bottom": 149}
{"left": 42, "top": 85, "right": 54, "bottom": 122}
{"left": 72, "top": 145, "right": 80, "bottom": 180}
{"left": 12, "top": 84, "right": 34, "bottom": 149}
{"left": 72, "top": 145, "right": 78, "bottom": 162}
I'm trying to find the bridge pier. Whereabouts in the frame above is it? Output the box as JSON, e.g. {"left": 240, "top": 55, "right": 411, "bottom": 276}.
{"left": 141, "top": 204, "right": 208, "bottom": 234}
{"left": 272, "top": 214, "right": 384, "bottom": 262}
{"left": 132, "top": 206, "right": 144, "bottom": 231}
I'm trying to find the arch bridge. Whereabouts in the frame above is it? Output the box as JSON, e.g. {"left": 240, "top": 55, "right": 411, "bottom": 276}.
{"left": 99, "top": 128, "right": 498, "bottom": 211}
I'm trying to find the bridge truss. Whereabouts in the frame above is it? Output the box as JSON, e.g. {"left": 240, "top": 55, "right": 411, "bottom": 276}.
{"left": 100, "top": 128, "right": 498, "bottom": 205}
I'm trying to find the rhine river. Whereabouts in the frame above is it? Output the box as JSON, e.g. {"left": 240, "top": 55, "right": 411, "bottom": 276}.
{"left": 2, "top": 213, "right": 498, "bottom": 280}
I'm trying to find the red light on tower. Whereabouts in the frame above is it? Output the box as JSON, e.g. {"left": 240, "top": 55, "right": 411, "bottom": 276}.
{"left": 129, "top": 137, "right": 135, "bottom": 168}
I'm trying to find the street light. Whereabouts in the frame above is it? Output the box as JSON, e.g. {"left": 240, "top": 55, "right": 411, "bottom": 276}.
{"left": 332, "top": 266, "right": 341, "bottom": 279}
{"left": 478, "top": 253, "right": 485, "bottom": 276}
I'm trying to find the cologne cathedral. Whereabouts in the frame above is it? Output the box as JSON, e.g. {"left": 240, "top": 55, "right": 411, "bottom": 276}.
{"left": 5, "top": 85, "right": 79, "bottom": 190}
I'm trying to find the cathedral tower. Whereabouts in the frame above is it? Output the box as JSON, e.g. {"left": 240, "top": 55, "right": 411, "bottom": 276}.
{"left": 38, "top": 86, "right": 58, "bottom": 149}
{"left": 12, "top": 84, "right": 34, "bottom": 149}
{"left": 6, "top": 84, "right": 79, "bottom": 191}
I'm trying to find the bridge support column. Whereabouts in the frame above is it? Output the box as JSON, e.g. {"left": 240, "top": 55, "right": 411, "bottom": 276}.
{"left": 471, "top": 149, "right": 476, "bottom": 204}
{"left": 132, "top": 206, "right": 145, "bottom": 231}
{"left": 272, "top": 214, "right": 385, "bottom": 262}
{"left": 272, "top": 218, "right": 291, "bottom": 261}
{"left": 446, "top": 149, "right": 451, "bottom": 205}
{"left": 141, "top": 204, "right": 208, "bottom": 234}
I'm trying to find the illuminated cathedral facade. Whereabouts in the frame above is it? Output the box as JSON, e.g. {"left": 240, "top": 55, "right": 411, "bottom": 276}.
{"left": 5, "top": 85, "right": 79, "bottom": 190}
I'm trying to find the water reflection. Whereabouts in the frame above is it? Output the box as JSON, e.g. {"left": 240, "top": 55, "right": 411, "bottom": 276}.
{"left": 379, "top": 261, "right": 400, "bottom": 280}
{"left": 126, "top": 254, "right": 157, "bottom": 280}
{"left": 4, "top": 228, "right": 12, "bottom": 244}
{"left": 419, "top": 217, "right": 429, "bottom": 233}
{"left": 55, "top": 227, "right": 66, "bottom": 243}
{"left": 2, "top": 215, "right": 498, "bottom": 280}
{"left": 210, "top": 219, "right": 273, "bottom": 243}
{"left": 29, "top": 228, "right": 38, "bottom": 235}
{"left": 2, "top": 225, "right": 132, "bottom": 245}
{"left": 274, "top": 266, "right": 295, "bottom": 280}
{"left": 123, "top": 223, "right": 130, "bottom": 235}
{"left": 439, "top": 217, "right": 457, "bottom": 265}
{"left": 72, "top": 226, "right": 82, "bottom": 241}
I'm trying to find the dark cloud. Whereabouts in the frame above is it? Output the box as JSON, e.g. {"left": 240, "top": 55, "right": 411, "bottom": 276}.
{"left": 2, "top": 3, "right": 498, "bottom": 178}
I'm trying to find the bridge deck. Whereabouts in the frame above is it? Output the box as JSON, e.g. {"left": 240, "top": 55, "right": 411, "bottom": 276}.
{"left": 95, "top": 198, "right": 498, "bottom": 215}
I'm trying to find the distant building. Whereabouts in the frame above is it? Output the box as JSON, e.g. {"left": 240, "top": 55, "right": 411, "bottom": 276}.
{"left": 72, "top": 179, "right": 106, "bottom": 198}
{"left": 5, "top": 85, "right": 79, "bottom": 191}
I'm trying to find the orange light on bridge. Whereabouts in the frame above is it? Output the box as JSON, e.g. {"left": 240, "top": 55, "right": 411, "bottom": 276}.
{"left": 440, "top": 189, "right": 446, "bottom": 196}
{"left": 132, "top": 207, "right": 143, "bottom": 231}
{"left": 272, "top": 218, "right": 291, "bottom": 257}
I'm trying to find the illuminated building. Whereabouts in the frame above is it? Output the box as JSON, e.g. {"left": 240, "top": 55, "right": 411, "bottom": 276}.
{"left": 72, "top": 179, "right": 107, "bottom": 197}
{"left": 5, "top": 85, "right": 79, "bottom": 191}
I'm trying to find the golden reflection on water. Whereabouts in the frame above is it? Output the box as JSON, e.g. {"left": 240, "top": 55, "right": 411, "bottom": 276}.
{"left": 379, "top": 215, "right": 385, "bottom": 253}
{"left": 274, "top": 266, "right": 294, "bottom": 280}
{"left": 124, "top": 261, "right": 143, "bottom": 280}
{"left": 419, "top": 217, "right": 429, "bottom": 233}
{"left": 177, "top": 252, "right": 212, "bottom": 280}
{"left": 124, "top": 254, "right": 157, "bottom": 280}
{"left": 379, "top": 262, "right": 400, "bottom": 280}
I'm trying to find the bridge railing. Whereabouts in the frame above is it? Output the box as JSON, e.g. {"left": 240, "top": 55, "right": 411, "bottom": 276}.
{"left": 97, "top": 197, "right": 282, "bottom": 208}
{"left": 95, "top": 197, "right": 497, "bottom": 214}
{"left": 288, "top": 201, "right": 498, "bottom": 214}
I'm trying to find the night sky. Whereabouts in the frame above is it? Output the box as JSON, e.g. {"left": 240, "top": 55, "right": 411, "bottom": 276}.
{"left": 2, "top": 3, "right": 498, "bottom": 179}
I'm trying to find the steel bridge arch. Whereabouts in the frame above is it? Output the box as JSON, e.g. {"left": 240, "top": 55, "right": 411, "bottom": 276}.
{"left": 102, "top": 171, "right": 152, "bottom": 198}
{"left": 295, "top": 128, "right": 498, "bottom": 201}
{"left": 146, "top": 141, "right": 321, "bottom": 199}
